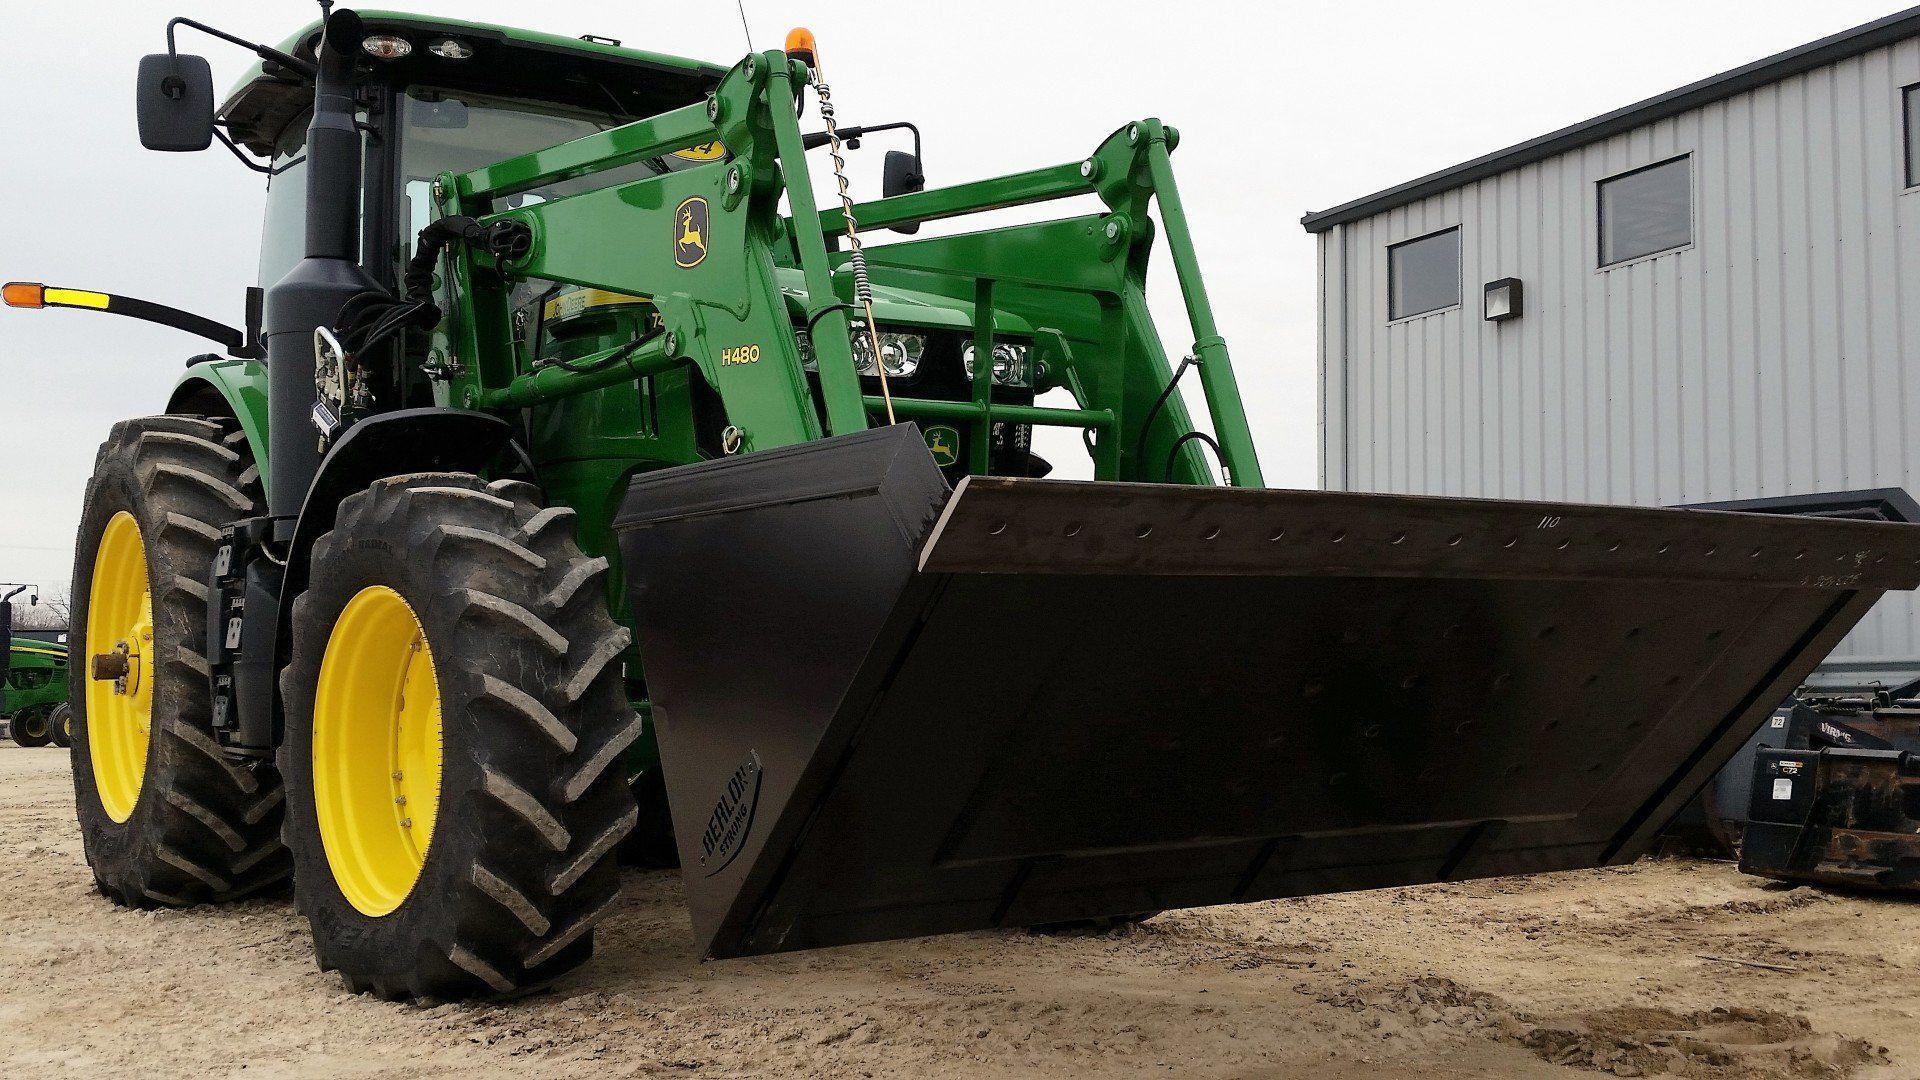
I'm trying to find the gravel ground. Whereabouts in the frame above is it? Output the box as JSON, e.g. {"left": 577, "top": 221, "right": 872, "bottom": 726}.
{"left": 2, "top": 743, "right": 1915, "bottom": 1078}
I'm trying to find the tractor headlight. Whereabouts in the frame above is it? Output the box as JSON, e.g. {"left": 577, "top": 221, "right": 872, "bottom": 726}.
{"left": 848, "top": 329, "right": 877, "bottom": 376}
{"left": 876, "top": 332, "right": 924, "bottom": 377}
{"left": 805, "top": 325, "right": 924, "bottom": 378}
{"left": 849, "top": 327, "right": 925, "bottom": 378}
{"left": 962, "top": 342, "right": 1031, "bottom": 387}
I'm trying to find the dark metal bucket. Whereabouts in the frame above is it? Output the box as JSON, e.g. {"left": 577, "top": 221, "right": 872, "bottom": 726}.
{"left": 616, "top": 426, "right": 1920, "bottom": 959}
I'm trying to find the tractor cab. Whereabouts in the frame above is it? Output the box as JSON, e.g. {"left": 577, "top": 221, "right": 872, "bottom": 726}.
{"left": 222, "top": 16, "right": 724, "bottom": 415}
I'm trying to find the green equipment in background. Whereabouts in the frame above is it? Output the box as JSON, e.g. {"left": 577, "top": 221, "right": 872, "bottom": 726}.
{"left": 1, "top": 586, "right": 69, "bottom": 748}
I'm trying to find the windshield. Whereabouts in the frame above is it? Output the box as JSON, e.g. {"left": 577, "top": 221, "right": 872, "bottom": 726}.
{"left": 399, "top": 87, "right": 718, "bottom": 247}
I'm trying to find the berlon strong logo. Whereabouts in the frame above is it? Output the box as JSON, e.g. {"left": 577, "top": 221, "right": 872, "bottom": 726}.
{"left": 699, "top": 750, "right": 762, "bottom": 876}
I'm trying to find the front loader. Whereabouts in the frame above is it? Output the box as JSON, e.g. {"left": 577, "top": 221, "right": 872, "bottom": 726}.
{"left": 13, "top": 7, "right": 1920, "bottom": 1000}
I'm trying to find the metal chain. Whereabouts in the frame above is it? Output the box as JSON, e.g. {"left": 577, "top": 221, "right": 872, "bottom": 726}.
{"left": 810, "top": 67, "right": 895, "bottom": 423}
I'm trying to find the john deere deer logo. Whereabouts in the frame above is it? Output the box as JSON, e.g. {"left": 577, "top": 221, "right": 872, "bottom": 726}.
{"left": 674, "top": 196, "right": 710, "bottom": 268}
{"left": 924, "top": 424, "right": 960, "bottom": 467}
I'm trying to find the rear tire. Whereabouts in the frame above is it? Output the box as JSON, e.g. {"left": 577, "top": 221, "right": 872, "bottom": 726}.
{"left": 12, "top": 711, "right": 53, "bottom": 748}
{"left": 69, "top": 416, "right": 287, "bottom": 908}
{"left": 281, "top": 473, "right": 640, "bottom": 1000}
{"left": 50, "top": 704, "right": 73, "bottom": 748}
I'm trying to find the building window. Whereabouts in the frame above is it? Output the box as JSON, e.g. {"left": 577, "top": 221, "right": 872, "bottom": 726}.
{"left": 1387, "top": 227, "right": 1461, "bottom": 320}
{"left": 1906, "top": 84, "right": 1920, "bottom": 189}
{"left": 1598, "top": 155, "right": 1692, "bottom": 266}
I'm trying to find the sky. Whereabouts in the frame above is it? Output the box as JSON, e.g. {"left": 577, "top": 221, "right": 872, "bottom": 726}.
{"left": 0, "top": 0, "right": 1907, "bottom": 597}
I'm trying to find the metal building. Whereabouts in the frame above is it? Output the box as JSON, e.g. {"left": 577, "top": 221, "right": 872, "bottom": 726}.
{"left": 1304, "top": 6, "right": 1920, "bottom": 687}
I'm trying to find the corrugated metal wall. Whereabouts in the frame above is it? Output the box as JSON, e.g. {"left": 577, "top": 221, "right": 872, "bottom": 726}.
{"left": 1320, "top": 36, "right": 1920, "bottom": 684}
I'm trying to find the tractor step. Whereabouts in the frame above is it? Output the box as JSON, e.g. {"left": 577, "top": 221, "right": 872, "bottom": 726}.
{"left": 616, "top": 425, "right": 1920, "bottom": 960}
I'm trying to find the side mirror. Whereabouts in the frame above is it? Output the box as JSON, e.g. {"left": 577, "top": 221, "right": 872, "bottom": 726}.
{"left": 136, "top": 53, "right": 215, "bottom": 152}
{"left": 882, "top": 150, "right": 925, "bottom": 234}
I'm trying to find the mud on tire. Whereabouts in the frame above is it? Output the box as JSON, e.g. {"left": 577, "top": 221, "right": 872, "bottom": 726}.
{"left": 70, "top": 415, "right": 288, "bottom": 907}
{"left": 281, "top": 473, "right": 640, "bottom": 1000}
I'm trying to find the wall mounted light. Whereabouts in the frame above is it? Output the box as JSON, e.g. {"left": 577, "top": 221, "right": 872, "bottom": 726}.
{"left": 1484, "top": 277, "right": 1523, "bottom": 322}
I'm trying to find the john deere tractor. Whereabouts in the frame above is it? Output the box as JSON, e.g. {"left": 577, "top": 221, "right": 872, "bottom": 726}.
{"left": 12, "top": 7, "right": 1920, "bottom": 1000}
{"left": 1, "top": 586, "right": 70, "bottom": 748}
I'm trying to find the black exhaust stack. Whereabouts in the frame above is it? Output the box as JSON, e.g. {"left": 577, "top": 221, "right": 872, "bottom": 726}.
{"left": 263, "top": 8, "right": 373, "bottom": 533}
{"left": 223, "top": 9, "right": 372, "bottom": 756}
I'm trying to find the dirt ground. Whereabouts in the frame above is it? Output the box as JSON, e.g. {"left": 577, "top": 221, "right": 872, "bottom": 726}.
{"left": 3, "top": 746, "right": 1917, "bottom": 1079}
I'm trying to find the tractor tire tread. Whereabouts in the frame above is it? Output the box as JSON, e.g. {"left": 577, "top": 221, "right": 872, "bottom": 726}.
{"left": 70, "top": 416, "right": 285, "bottom": 909}
{"left": 282, "top": 471, "right": 636, "bottom": 1000}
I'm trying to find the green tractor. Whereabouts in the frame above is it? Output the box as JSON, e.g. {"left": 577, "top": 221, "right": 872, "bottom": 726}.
{"left": 12, "top": 7, "right": 1920, "bottom": 1000}
{"left": 1, "top": 587, "right": 70, "bottom": 748}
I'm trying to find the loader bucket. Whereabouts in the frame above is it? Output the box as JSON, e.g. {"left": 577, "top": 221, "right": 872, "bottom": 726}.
{"left": 616, "top": 426, "right": 1920, "bottom": 960}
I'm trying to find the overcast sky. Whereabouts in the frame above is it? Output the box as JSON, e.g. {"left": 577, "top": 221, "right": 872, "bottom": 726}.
{"left": 0, "top": 0, "right": 1906, "bottom": 597}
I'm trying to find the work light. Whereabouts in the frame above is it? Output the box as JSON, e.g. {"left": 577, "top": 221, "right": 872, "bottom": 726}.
{"left": 962, "top": 342, "right": 1031, "bottom": 387}
{"left": 361, "top": 34, "right": 412, "bottom": 60}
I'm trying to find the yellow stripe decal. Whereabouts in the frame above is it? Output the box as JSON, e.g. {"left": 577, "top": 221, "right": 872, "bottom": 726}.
{"left": 672, "top": 141, "right": 726, "bottom": 162}
{"left": 542, "top": 288, "right": 652, "bottom": 322}
{"left": 44, "top": 288, "right": 110, "bottom": 310}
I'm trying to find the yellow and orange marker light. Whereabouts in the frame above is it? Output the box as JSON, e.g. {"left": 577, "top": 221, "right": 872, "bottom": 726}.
{"left": 4, "top": 282, "right": 110, "bottom": 311}
{"left": 784, "top": 27, "right": 817, "bottom": 68}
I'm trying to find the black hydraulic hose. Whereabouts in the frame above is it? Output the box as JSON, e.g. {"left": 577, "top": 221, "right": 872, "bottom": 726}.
{"left": 1134, "top": 354, "right": 1196, "bottom": 475}
{"left": 1137, "top": 355, "right": 1230, "bottom": 483}
{"left": 543, "top": 333, "right": 656, "bottom": 375}
{"left": 1165, "top": 430, "right": 1226, "bottom": 484}
{"left": 339, "top": 217, "right": 531, "bottom": 359}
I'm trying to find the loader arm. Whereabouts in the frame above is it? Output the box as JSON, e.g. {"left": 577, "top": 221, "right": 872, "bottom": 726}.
{"left": 430, "top": 51, "right": 1259, "bottom": 489}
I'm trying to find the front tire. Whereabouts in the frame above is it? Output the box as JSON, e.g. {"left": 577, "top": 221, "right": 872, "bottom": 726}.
{"left": 12, "top": 711, "right": 53, "bottom": 748}
{"left": 281, "top": 473, "right": 640, "bottom": 1000}
{"left": 69, "top": 416, "right": 287, "bottom": 907}
{"left": 50, "top": 704, "right": 73, "bottom": 748}
{"left": 13, "top": 707, "right": 53, "bottom": 749}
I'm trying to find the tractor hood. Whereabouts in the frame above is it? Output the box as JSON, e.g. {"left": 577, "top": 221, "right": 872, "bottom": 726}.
{"left": 772, "top": 268, "right": 1039, "bottom": 338}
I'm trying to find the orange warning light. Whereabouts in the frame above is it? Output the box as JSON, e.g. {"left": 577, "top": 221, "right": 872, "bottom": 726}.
{"left": 784, "top": 27, "right": 817, "bottom": 67}
{"left": 2, "top": 282, "right": 45, "bottom": 309}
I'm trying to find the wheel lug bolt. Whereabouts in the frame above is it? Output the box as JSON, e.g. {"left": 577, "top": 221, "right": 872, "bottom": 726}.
{"left": 400, "top": 817, "right": 413, "bottom": 828}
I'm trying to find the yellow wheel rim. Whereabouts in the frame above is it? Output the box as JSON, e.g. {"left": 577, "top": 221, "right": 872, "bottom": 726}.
{"left": 313, "top": 586, "right": 444, "bottom": 917}
{"left": 86, "top": 511, "right": 153, "bottom": 822}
